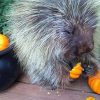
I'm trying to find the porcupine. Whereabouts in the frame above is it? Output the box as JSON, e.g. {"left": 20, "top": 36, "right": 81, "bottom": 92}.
{"left": 4, "top": 0, "right": 100, "bottom": 88}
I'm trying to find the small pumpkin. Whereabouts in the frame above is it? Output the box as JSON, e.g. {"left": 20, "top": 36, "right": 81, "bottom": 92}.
{"left": 86, "top": 96, "right": 96, "bottom": 100}
{"left": 69, "top": 63, "right": 84, "bottom": 79}
{"left": 0, "top": 34, "right": 10, "bottom": 51}
{"left": 88, "top": 70, "right": 100, "bottom": 94}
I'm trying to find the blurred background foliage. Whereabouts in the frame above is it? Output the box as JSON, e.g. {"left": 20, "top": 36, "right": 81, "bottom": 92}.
{"left": 0, "top": 0, "right": 13, "bottom": 33}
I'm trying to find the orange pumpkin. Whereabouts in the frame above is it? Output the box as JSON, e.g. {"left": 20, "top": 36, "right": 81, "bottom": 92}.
{"left": 0, "top": 34, "right": 10, "bottom": 51}
{"left": 88, "top": 70, "right": 100, "bottom": 94}
{"left": 69, "top": 63, "right": 84, "bottom": 79}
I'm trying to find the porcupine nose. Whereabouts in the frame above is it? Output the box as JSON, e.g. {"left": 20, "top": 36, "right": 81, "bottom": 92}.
{"left": 77, "top": 40, "right": 94, "bottom": 56}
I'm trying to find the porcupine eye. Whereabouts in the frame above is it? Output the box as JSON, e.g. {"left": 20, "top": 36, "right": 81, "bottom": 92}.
{"left": 60, "top": 21, "right": 74, "bottom": 36}
{"left": 65, "top": 30, "right": 71, "bottom": 35}
{"left": 63, "top": 27, "right": 74, "bottom": 36}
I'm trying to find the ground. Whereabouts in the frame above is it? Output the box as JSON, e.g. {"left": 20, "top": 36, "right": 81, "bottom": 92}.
{"left": 0, "top": 75, "right": 100, "bottom": 100}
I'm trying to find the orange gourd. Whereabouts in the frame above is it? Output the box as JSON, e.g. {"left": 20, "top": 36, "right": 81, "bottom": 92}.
{"left": 69, "top": 63, "right": 84, "bottom": 79}
{"left": 88, "top": 70, "right": 100, "bottom": 94}
{"left": 0, "top": 34, "right": 10, "bottom": 51}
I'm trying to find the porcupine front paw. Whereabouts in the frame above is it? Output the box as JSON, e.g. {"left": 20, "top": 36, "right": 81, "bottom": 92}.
{"left": 82, "top": 62, "right": 98, "bottom": 78}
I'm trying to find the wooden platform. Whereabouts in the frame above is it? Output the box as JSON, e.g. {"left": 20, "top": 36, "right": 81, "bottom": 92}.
{"left": 0, "top": 75, "right": 100, "bottom": 100}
